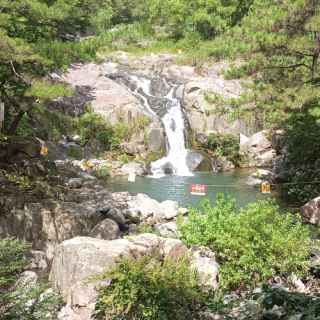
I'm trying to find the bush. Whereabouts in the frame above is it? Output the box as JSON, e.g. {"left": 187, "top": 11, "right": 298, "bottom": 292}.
{"left": 94, "top": 166, "right": 111, "bottom": 179}
{"left": 206, "top": 133, "right": 240, "bottom": 165}
{"left": 179, "top": 194, "right": 311, "bottom": 290}
{"left": 78, "top": 113, "right": 116, "bottom": 150}
{"left": 278, "top": 109, "right": 320, "bottom": 204}
{"left": 0, "top": 238, "right": 61, "bottom": 320}
{"left": 94, "top": 256, "right": 211, "bottom": 320}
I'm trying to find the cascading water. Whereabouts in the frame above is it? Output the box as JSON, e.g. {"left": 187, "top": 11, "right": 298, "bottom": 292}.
{"left": 150, "top": 86, "right": 192, "bottom": 177}
{"left": 116, "top": 73, "right": 193, "bottom": 178}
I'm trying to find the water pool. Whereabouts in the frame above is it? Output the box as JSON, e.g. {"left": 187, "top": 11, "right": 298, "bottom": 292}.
{"left": 106, "top": 170, "right": 271, "bottom": 207}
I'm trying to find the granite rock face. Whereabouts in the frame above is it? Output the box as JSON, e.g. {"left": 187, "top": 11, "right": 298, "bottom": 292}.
{"left": 51, "top": 235, "right": 219, "bottom": 320}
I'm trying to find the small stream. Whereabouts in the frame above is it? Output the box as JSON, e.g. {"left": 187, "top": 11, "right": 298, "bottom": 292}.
{"left": 106, "top": 170, "right": 271, "bottom": 207}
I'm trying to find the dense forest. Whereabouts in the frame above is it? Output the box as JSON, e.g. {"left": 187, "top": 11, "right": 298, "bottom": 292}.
{"left": 1, "top": 1, "right": 320, "bottom": 319}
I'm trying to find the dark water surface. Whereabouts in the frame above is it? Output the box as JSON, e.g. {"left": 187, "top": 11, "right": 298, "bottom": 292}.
{"left": 106, "top": 170, "right": 272, "bottom": 207}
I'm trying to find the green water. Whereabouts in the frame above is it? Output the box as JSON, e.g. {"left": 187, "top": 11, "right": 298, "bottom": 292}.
{"left": 106, "top": 170, "right": 272, "bottom": 207}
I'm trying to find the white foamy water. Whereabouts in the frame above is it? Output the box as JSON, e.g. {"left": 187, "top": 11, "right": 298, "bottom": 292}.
{"left": 128, "top": 75, "right": 192, "bottom": 177}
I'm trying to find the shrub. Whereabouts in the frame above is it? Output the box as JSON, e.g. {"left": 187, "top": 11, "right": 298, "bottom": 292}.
{"left": 94, "top": 256, "right": 210, "bottom": 320}
{"left": 278, "top": 109, "right": 320, "bottom": 205}
{"left": 0, "top": 238, "right": 61, "bottom": 320}
{"left": 94, "top": 166, "right": 111, "bottom": 179}
{"left": 78, "top": 113, "right": 116, "bottom": 150}
{"left": 206, "top": 133, "right": 240, "bottom": 165}
{"left": 179, "top": 194, "right": 311, "bottom": 290}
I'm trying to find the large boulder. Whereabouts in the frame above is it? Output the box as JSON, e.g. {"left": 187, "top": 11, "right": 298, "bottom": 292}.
{"left": 50, "top": 235, "right": 190, "bottom": 317}
{"left": 241, "top": 131, "right": 276, "bottom": 167}
{"left": 50, "top": 235, "right": 218, "bottom": 319}
{"left": 191, "top": 247, "right": 219, "bottom": 291}
{"left": 301, "top": 197, "right": 320, "bottom": 225}
{"left": 89, "top": 218, "right": 121, "bottom": 240}
{"left": 0, "top": 189, "right": 122, "bottom": 261}
{"left": 127, "top": 193, "right": 179, "bottom": 221}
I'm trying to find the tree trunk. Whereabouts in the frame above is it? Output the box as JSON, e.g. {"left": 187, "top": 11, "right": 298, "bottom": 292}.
{"left": 7, "top": 110, "right": 25, "bottom": 135}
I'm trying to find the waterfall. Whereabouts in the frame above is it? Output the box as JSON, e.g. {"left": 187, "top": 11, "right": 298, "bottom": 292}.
{"left": 126, "top": 74, "right": 192, "bottom": 178}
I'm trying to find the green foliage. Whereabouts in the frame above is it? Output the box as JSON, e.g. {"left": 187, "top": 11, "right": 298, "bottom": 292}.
{"left": 66, "top": 146, "right": 83, "bottom": 160}
{"left": 78, "top": 113, "right": 116, "bottom": 150}
{"left": 179, "top": 194, "right": 311, "bottom": 290}
{"left": 208, "top": 0, "right": 320, "bottom": 126}
{"left": 135, "top": 223, "right": 156, "bottom": 235}
{"left": 94, "top": 166, "right": 111, "bottom": 179}
{"left": 0, "top": 238, "right": 61, "bottom": 319}
{"left": 278, "top": 106, "right": 320, "bottom": 204}
{"left": 0, "top": 238, "right": 29, "bottom": 288}
{"left": 94, "top": 256, "right": 210, "bottom": 320}
{"left": 257, "top": 285, "right": 320, "bottom": 320}
{"left": 205, "top": 133, "right": 240, "bottom": 165}
{"left": 77, "top": 112, "right": 152, "bottom": 152}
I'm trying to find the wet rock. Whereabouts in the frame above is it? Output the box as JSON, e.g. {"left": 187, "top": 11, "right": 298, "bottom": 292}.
{"left": 186, "top": 151, "right": 212, "bottom": 172}
{"left": 147, "top": 127, "right": 166, "bottom": 153}
{"left": 90, "top": 218, "right": 121, "bottom": 240}
{"left": 252, "top": 169, "right": 273, "bottom": 180}
{"left": 301, "top": 196, "right": 320, "bottom": 225}
{"left": 246, "top": 176, "right": 263, "bottom": 187}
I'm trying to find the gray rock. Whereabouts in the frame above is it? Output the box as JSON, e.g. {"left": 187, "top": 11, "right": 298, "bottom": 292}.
{"left": 28, "top": 250, "right": 48, "bottom": 271}
{"left": 190, "top": 247, "right": 219, "bottom": 291}
{"left": 16, "top": 271, "right": 39, "bottom": 289}
{"left": 123, "top": 208, "right": 141, "bottom": 224}
{"left": 147, "top": 127, "right": 166, "bottom": 153}
{"left": 68, "top": 178, "right": 83, "bottom": 189}
{"left": 0, "top": 200, "right": 108, "bottom": 261}
{"left": 128, "top": 194, "right": 179, "bottom": 221}
{"left": 90, "top": 219, "right": 121, "bottom": 240}
{"left": 98, "top": 208, "right": 126, "bottom": 227}
{"left": 212, "top": 157, "right": 235, "bottom": 172}
{"left": 246, "top": 176, "right": 263, "bottom": 187}
{"left": 121, "top": 162, "right": 146, "bottom": 176}
{"left": 128, "top": 193, "right": 163, "bottom": 220}
{"left": 161, "top": 200, "right": 179, "bottom": 220}
{"left": 155, "top": 221, "right": 178, "bottom": 238}
{"left": 301, "top": 196, "right": 320, "bottom": 225}
{"left": 186, "top": 151, "right": 212, "bottom": 172}
{"left": 121, "top": 142, "right": 146, "bottom": 155}
{"left": 196, "top": 133, "right": 209, "bottom": 145}
{"left": 71, "top": 135, "right": 81, "bottom": 144}
{"left": 50, "top": 234, "right": 193, "bottom": 318}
